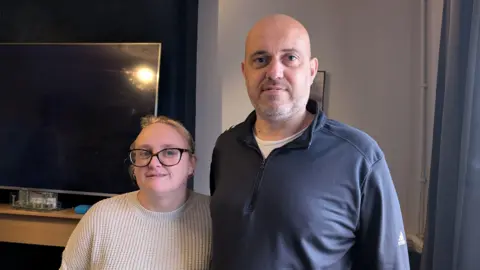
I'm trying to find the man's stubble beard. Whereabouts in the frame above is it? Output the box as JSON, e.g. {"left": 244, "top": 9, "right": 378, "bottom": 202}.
{"left": 255, "top": 97, "right": 306, "bottom": 122}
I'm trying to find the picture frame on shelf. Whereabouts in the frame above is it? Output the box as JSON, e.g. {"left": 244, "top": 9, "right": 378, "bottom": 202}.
{"left": 310, "top": 70, "right": 327, "bottom": 111}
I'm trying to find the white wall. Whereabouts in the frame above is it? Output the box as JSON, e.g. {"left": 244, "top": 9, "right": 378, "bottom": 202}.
{"left": 195, "top": 0, "right": 443, "bottom": 236}
{"left": 195, "top": 0, "right": 222, "bottom": 197}
{"left": 421, "top": 0, "right": 443, "bottom": 233}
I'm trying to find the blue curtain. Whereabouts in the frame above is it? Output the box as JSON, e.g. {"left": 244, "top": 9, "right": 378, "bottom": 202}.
{"left": 421, "top": 0, "right": 480, "bottom": 269}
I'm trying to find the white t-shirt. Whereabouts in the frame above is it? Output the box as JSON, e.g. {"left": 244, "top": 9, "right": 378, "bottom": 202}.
{"left": 254, "top": 127, "right": 308, "bottom": 158}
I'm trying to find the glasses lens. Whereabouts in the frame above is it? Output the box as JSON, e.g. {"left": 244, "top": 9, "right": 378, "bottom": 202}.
{"left": 158, "top": 148, "right": 182, "bottom": 166}
{"left": 129, "top": 149, "right": 152, "bottom": 167}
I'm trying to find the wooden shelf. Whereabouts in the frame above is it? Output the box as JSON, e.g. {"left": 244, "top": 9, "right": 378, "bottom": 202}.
{"left": 0, "top": 204, "right": 83, "bottom": 247}
{"left": 0, "top": 204, "right": 83, "bottom": 220}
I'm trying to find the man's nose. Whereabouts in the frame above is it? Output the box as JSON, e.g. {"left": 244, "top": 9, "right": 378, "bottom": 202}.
{"left": 265, "top": 60, "right": 284, "bottom": 80}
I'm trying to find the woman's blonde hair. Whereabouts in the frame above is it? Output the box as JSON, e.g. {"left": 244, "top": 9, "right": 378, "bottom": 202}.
{"left": 135, "top": 115, "right": 195, "bottom": 153}
{"left": 128, "top": 115, "right": 195, "bottom": 183}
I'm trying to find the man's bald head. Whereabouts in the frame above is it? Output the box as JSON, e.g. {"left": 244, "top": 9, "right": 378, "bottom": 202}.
{"left": 241, "top": 14, "right": 318, "bottom": 122}
{"left": 245, "top": 14, "right": 312, "bottom": 60}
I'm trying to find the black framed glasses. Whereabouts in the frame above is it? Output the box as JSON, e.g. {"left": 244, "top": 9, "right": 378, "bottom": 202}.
{"left": 128, "top": 148, "right": 191, "bottom": 167}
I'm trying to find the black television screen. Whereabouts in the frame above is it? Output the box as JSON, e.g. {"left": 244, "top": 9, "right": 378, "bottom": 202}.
{"left": 0, "top": 43, "right": 161, "bottom": 196}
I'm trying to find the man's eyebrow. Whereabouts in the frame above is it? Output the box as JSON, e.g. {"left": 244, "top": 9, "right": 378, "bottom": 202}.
{"left": 249, "top": 48, "right": 299, "bottom": 59}
{"left": 249, "top": 50, "right": 269, "bottom": 59}
{"left": 281, "top": 48, "right": 299, "bottom": 54}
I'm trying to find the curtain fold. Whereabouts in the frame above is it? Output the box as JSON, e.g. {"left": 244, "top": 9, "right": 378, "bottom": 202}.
{"left": 421, "top": 0, "right": 480, "bottom": 269}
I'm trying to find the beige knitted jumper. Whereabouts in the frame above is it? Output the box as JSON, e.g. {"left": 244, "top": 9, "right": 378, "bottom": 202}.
{"left": 60, "top": 190, "right": 212, "bottom": 270}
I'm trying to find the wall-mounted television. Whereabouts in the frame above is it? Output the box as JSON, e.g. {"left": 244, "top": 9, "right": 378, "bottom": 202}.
{"left": 0, "top": 43, "right": 161, "bottom": 196}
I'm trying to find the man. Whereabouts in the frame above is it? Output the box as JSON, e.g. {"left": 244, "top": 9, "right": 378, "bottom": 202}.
{"left": 209, "top": 14, "right": 410, "bottom": 270}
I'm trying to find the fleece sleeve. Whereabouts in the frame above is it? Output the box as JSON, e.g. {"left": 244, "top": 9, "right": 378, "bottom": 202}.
{"left": 353, "top": 156, "right": 411, "bottom": 270}
{"left": 209, "top": 146, "right": 218, "bottom": 195}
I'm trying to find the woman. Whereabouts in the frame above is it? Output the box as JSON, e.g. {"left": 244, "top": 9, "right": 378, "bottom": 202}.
{"left": 60, "top": 115, "right": 211, "bottom": 270}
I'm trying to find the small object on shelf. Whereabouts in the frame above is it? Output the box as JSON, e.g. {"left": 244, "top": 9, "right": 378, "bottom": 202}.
{"left": 11, "top": 189, "right": 62, "bottom": 212}
{"left": 74, "top": 205, "right": 92, "bottom": 214}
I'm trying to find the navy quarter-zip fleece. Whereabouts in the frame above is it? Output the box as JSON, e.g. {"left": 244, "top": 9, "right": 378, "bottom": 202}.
{"left": 209, "top": 100, "right": 410, "bottom": 270}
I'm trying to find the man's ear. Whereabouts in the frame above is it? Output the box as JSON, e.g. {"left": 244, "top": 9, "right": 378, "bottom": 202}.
{"left": 310, "top": 57, "right": 319, "bottom": 77}
{"left": 242, "top": 61, "right": 249, "bottom": 80}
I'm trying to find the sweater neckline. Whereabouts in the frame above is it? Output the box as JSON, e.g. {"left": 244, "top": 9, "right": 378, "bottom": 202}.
{"left": 126, "top": 190, "right": 196, "bottom": 220}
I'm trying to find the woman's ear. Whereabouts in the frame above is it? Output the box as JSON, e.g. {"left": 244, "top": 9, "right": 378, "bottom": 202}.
{"left": 189, "top": 155, "right": 197, "bottom": 175}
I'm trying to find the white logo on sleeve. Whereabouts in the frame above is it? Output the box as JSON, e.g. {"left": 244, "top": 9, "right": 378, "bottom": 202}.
{"left": 398, "top": 232, "right": 406, "bottom": 246}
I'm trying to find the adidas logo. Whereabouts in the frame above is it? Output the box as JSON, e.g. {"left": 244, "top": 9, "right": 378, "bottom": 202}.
{"left": 398, "top": 232, "right": 406, "bottom": 246}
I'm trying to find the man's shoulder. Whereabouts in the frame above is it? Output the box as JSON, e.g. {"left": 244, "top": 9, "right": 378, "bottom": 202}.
{"left": 223, "top": 122, "right": 244, "bottom": 135}
{"left": 319, "top": 118, "right": 384, "bottom": 164}
{"left": 214, "top": 122, "right": 245, "bottom": 146}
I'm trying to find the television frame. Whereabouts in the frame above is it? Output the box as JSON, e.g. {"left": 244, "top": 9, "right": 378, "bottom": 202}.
{"left": 0, "top": 42, "right": 162, "bottom": 197}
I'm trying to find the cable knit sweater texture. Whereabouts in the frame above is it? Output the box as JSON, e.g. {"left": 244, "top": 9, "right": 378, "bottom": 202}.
{"left": 60, "top": 190, "right": 212, "bottom": 270}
